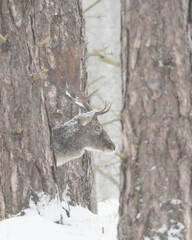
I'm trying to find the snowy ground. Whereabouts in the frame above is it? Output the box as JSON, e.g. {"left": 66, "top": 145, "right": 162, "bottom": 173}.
{"left": 0, "top": 195, "right": 118, "bottom": 240}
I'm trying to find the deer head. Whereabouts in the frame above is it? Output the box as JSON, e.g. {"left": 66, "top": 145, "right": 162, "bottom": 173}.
{"left": 52, "top": 91, "right": 115, "bottom": 167}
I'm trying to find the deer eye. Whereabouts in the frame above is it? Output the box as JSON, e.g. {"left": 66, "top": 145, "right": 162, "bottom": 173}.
{"left": 93, "top": 125, "right": 102, "bottom": 134}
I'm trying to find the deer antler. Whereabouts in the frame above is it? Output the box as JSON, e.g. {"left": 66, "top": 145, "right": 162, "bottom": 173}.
{"left": 65, "top": 89, "right": 98, "bottom": 111}
{"left": 65, "top": 89, "right": 112, "bottom": 116}
{"left": 79, "top": 89, "right": 98, "bottom": 111}
{"left": 94, "top": 102, "right": 112, "bottom": 117}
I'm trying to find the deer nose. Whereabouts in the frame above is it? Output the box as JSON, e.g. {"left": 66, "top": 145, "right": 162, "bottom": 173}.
{"left": 106, "top": 141, "right": 116, "bottom": 151}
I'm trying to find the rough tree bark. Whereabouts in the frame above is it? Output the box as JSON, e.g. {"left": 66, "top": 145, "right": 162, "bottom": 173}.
{"left": 0, "top": 0, "right": 96, "bottom": 220}
{"left": 118, "top": 0, "right": 192, "bottom": 239}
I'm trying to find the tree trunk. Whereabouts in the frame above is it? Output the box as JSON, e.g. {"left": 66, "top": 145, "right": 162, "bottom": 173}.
{"left": 118, "top": 0, "right": 192, "bottom": 239}
{"left": 0, "top": 0, "right": 96, "bottom": 219}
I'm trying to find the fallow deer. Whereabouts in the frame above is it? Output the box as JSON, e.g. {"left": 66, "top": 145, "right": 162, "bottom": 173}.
{"left": 52, "top": 91, "right": 115, "bottom": 166}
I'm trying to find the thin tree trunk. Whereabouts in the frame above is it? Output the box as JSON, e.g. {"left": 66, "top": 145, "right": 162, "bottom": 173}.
{"left": 118, "top": 0, "right": 192, "bottom": 239}
{"left": 0, "top": 0, "right": 96, "bottom": 219}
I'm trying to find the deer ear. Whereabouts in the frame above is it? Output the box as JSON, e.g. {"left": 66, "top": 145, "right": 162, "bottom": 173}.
{"left": 78, "top": 110, "right": 96, "bottom": 126}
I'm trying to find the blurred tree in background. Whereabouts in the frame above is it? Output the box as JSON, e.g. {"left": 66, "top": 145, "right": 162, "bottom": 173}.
{"left": 83, "top": 0, "right": 121, "bottom": 201}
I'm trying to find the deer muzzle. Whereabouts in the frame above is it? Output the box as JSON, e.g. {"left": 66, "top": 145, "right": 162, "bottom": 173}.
{"left": 104, "top": 140, "right": 116, "bottom": 152}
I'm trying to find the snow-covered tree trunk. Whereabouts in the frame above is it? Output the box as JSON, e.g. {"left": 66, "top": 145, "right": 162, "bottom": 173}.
{"left": 0, "top": 0, "right": 96, "bottom": 219}
{"left": 118, "top": 0, "right": 192, "bottom": 239}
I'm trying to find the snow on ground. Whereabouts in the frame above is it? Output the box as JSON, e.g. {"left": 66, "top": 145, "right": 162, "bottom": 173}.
{"left": 0, "top": 195, "right": 118, "bottom": 240}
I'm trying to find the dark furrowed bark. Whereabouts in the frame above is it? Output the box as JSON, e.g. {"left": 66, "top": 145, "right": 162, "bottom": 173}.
{"left": 118, "top": 0, "right": 192, "bottom": 239}
{"left": 0, "top": 0, "right": 96, "bottom": 219}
